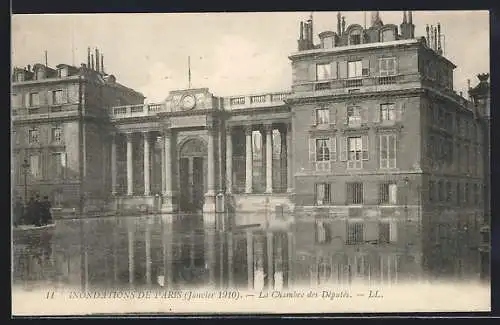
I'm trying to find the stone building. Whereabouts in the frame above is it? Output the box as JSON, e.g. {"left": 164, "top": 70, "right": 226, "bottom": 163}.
{"left": 11, "top": 12, "right": 489, "bottom": 288}
{"left": 11, "top": 48, "right": 145, "bottom": 211}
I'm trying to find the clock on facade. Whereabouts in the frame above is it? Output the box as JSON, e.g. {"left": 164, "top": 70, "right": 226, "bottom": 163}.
{"left": 181, "top": 95, "right": 196, "bottom": 110}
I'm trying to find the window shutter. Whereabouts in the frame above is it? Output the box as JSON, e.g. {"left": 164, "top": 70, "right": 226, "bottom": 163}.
{"left": 338, "top": 61, "right": 348, "bottom": 79}
{"left": 331, "top": 61, "right": 338, "bottom": 79}
{"left": 340, "top": 136, "right": 348, "bottom": 161}
{"left": 389, "top": 220, "right": 398, "bottom": 242}
{"left": 309, "top": 138, "right": 316, "bottom": 169}
{"left": 330, "top": 136, "right": 337, "bottom": 162}
{"left": 24, "top": 93, "right": 30, "bottom": 108}
{"left": 395, "top": 102, "right": 404, "bottom": 121}
{"left": 360, "top": 106, "right": 368, "bottom": 124}
{"left": 362, "top": 59, "right": 370, "bottom": 76}
{"left": 47, "top": 91, "right": 53, "bottom": 106}
{"left": 364, "top": 219, "right": 379, "bottom": 242}
{"left": 63, "top": 88, "right": 69, "bottom": 103}
{"left": 311, "top": 109, "right": 317, "bottom": 126}
{"left": 329, "top": 107, "right": 337, "bottom": 125}
{"left": 309, "top": 63, "right": 317, "bottom": 81}
{"left": 373, "top": 104, "right": 381, "bottom": 123}
{"left": 362, "top": 134, "right": 369, "bottom": 160}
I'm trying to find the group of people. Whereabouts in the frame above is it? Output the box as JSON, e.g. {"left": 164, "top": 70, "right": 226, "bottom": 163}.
{"left": 13, "top": 195, "right": 53, "bottom": 227}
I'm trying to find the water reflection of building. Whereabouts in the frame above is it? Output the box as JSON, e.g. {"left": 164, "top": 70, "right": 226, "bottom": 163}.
{"left": 12, "top": 11, "right": 490, "bottom": 288}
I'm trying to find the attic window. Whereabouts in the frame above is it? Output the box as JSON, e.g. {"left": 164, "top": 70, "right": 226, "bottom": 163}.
{"left": 381, "top": 29, "right": 395, "bottom": 42}
{"left": 322, "top": 36, "right": 335, "bottom": 49}
{"left": 36, "top": 69, "right": 45, "bottom": 80}
{"left": 58, "top": 68, "right": 68, "bottom": 78}
{"left": 349, "top": 30, "right": 362, "bottom": 45}
{"left": 16, "top": 73, "right": 24, "bottom": 82}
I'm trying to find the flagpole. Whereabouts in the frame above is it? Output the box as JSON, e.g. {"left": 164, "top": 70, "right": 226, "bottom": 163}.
{"left": 188, "top": 56, "right": 191, "bottom": 89}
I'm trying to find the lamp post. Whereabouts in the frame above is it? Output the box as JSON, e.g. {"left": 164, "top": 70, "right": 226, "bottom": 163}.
{"left": 21, "top": 158, "right": 30, "bottom": 206}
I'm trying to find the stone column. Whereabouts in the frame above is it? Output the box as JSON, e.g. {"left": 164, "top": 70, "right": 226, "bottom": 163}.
{"left": 162, "top": 129, "right": 174, "bottom": 212}
{"left": 245, "top": 126, "right": 253, "bottom": 194}
{"left": 203, "top": 123, "right": 216, "bottom": 213}
{"left": 126, "top": 132, "right": 134, "bottom": 196}
{"left": 128, "top": 219, "right": 135, "bottom": 286}
{"left": 160, "top": 136, "right": 166, "bottom": 195}
{"left": 143, "top": 131, "right": 151, "bottom": 196}
{"left": 265, "top": 124, "right": 273, "bottom": 194}
{"left": 111, "top": 133, "right": 117, "bottom": 195}
{"left": 145, "top": 218, "right": 152, "bottom": 285}
{"left": 267, "top": 231, "right": 274, "bottom": 289}
{"left": 225, "top": 126, "right": 233, "bottom": 194}
{"left": 228, "top": 231, "right": 234, "bottom": 287}
{"left": 246, "top": 230, "right": 254, "bottom": 290}
{"left": 286, "top": 123, "right": 293, "bottom": 193}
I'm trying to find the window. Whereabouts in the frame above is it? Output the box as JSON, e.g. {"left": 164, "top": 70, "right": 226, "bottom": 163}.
{"left": 429, "top": 180, "right": 435, "bottom": 202}
{"left": 347, "top": 61, "right": 363, "bottom": 78}
{"left": 28, "top": 128, "right": 39, "bottom": 144}
{"left": 456, "top": 183, "right": 461, "bottom": 205}
{"left": 316, "top": 221, "right": 330, "bottom": 244}
{"left": 346, "top": 182, "right": 363, "bottom": 204}
{"left": 350, "top": 34, "right": 361, "bottom": 45}
{"left": 36, "top": 69, "right": 44, "bottom": 80}
{"left": 316, "top": 108, "right": 329, "bottom": 125}
{"left": 58, "top": 68, "right": 68, "bottom": 78}
{"left": 473, "top": 184, "right": 479, "bottom": 205}
{"left": 381, "top": 29, "right": 395, "bottom": 42}
{"left": 347, "top": 106, "right": 361, "bottom": 126}
{"left": 379, "top": 182, "right": 397, "bottom": 205}
{"left": 446, "top": 182, "right": 452, "bottom": 202}
{"left": 12, "top": 94, "right": 21, "bottom": 108}
{"left": 316, "top": 138, "right": 330, "bottom": 162}
{"left": 16, "top": 73, "right": 24, "bottom": 82}
{"left": 30, "top": 154, "right": 40, "bottom": 179}
{"left": 438, "top": 180, "right": 444, "bottom": 202}
{"left": 52, "top": 152, "right": 66, "bottom": 179}
{"left": 315, "top": 183, "right": 332, "bottom": 205}
{"left": 29, "top": 92, "right": 39, "bottom": 107}
{"left": 51, "top": 126, "right": 63, "bottom": 143}
{"left": 464, "top": 145, "right": 470, "bottom": 173}
{"left": 347, "top": 222, "right": 364, "bottom": 244}
{"left": 322, "top": 36, "right": 335, "bottom": 49}
{"left": 53, "top": 190, "right": 63, "bottom": 207}
{"left": 316, "top": 63, "right": 332, "bottom": 81}
{"left": 348, "top": 136, "right": 362, "bottom": 168}
{"left": 379, "top": 57, "right": 397, "bottom": 76}
{"left": 52, "top": 90, "right": 64, "bottom": 104}
{"left": 378, "top": 221, "right": 397, "bottom": 243}
{"left": 464, "top": 183, "right": 469, "bottom": 205}
{"left": 379, "top": 134, "right": 397, "bottom": 169}
{"left": 380, "top": 103, "right": 396, "bottom": 121}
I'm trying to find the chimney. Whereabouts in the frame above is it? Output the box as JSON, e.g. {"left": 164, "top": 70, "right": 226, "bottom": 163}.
{"left": 437, "top": 23, "right": 443, "bottom": 55}
{"left": 429, "top": 25, "right": 434, "bottom": 49}
{"left": 434, "top": 25, "right": 438, "bottom": 51}
{"left": 101, "top": 54, "right": 104, "bottom": 74}
{"left": 403, "top": 11, "right": 407, "bottom": 24}
{"left": 337, "top": 12, "right": 341, "bottom": 35}
{"left": 27, "top": 64, "right": 31, "bottom": 72}
{"left": 426, "top": 25, "right": 430, "bottom": 46}
{"left": 467, "top": 79, "right": 471, "bottom": 90}
{"left": 87, "top": 47, "right": 91, "bottom": 67}
{"left": 300, "top": 21, "right": 304, "bottom": 40}
{"left": 308, "top": 14, "right": 313, "bottom": 45}
{"left": 342, "top": 16, "right": 346, "bottom": 34}
{"left": 95, "top": 48, "right": 100, "bottom": 72}
{"left": 91, "top": 54, "right": 94, "bottom": 70}
{"left": 409, "top": 10, "right": 413, "bottom": 24}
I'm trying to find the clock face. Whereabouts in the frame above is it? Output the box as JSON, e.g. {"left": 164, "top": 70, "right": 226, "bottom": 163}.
{"left": 181, "top": 95, "right": 196, "bottom": 110}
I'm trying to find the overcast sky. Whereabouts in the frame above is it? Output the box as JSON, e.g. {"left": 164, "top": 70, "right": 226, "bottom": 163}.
{"left": 12, "top": 11, "right": 489, "bottom": 102}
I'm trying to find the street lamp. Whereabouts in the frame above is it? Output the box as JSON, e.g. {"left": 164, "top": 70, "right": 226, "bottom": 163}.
{"left": 21, "top": 158, "right": 30, "bottom": 206}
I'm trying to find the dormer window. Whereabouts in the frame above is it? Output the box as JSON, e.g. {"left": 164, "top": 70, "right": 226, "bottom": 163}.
{"left": 58, "top": 68, "right": 68, "bottom": 78}
{"left": 349, "top": 29, "right": 362, "bottom": 45}
{"left": 381, "top": 29, "right": 395, "bottom": 42}
{"left": 15, "top": 72, "right": 24, "bottom": 82}
{"left": 322, "top": 36, "right": 335, "bottom": 49}
{"left": 36, "top": 69, "right": 45, "bottom": 80}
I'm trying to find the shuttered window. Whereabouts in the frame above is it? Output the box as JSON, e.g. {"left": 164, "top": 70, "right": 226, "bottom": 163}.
{"left": 315, "top": 183, "right": 332, "bottom": 205}
{"left": 380, "top": 134, "right": 397, "bottom": 169}
{"left": 347, "top": 61, "right": 363, "bottom": 78}
{"left": 379, "top": 57, "right": 397, "bottom": 76}
{"left": 316, "top": 108, "right": 330, "bottom": 125}
{"left": 347, "top": 106, "right": 362, "bottom": 127}
{"left": 316, "top": 63, "right": 332, "bottom": 81}
{"left": 316, "top": 220, "right": 330, "bottom": 244}
{"left": 346, "top": 182, "right": 363, "bottom": 204}
{"left": 28, "top": 128, "right": 39, "bottom": 144}
{"left": 310, "top": 137, "right": 335, "bottom": 171}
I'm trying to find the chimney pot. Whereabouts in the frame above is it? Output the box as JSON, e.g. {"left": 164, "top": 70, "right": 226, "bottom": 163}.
{"left": 95, "top": 48, "right": 100, "bottom": 72}
{"left": 27, "top": 64, "right": 31, "bottom": 72}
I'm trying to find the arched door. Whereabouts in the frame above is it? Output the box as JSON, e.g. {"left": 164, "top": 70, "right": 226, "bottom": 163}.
{"left": 179, "top": 138, "right": 207, "bottom": 212}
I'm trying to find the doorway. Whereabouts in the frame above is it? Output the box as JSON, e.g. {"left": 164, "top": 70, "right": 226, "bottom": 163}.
{"left": 179, "top": 138, "right": 207, "bottom": 212}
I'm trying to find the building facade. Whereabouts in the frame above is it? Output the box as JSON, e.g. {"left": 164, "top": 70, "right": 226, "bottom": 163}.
{"left": 12, "top": 12, "right": 490, "bottom": 288}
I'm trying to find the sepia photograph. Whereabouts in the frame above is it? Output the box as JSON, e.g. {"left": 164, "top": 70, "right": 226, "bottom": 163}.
{"left": 11, "top": 10, "right": 491, "bottom": 315}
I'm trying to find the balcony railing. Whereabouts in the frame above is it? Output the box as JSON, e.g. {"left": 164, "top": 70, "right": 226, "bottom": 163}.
{"left": 291, "top": 73, "right": 421, "bottom": 94}
{"left": 224, "top": 91, "right": 290, "bottom": 111}
{"left": 108, "top": 103, "right": 168, "bottom": 119}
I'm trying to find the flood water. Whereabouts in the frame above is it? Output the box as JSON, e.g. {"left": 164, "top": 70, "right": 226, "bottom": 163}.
{"left": 11, "top": 212, "right": 483, "bottom": 291}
